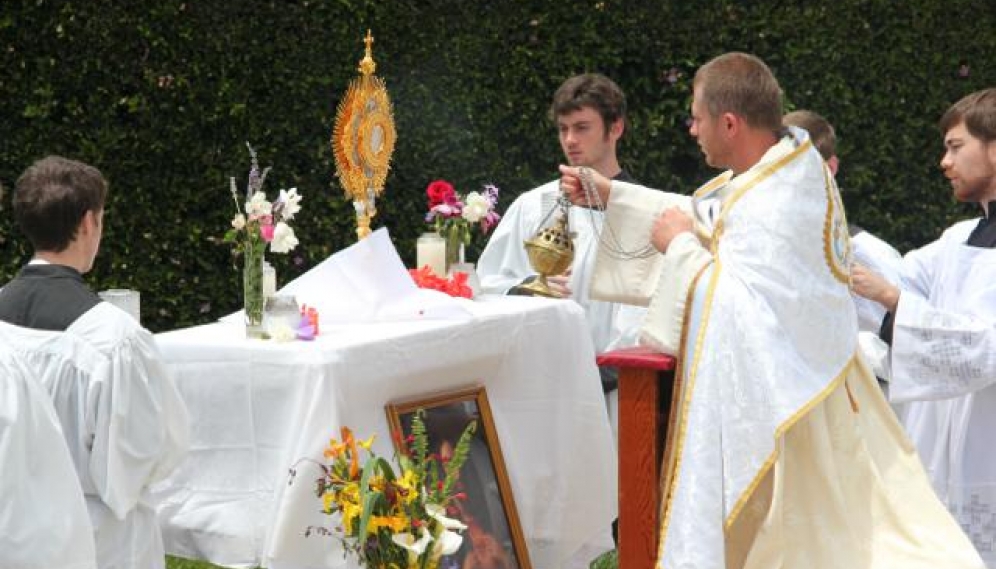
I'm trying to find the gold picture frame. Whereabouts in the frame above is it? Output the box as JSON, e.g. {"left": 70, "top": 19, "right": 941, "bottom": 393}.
{"left": 386, "top": 386, "right": 533, "bottom": 569}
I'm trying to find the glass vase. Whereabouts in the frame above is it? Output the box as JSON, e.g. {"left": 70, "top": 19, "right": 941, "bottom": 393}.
{"left": 243, "top": 243, "right": 266, "bottom": 338}
{"left": 444, "top": 230, "right": 464, "bottom": 275}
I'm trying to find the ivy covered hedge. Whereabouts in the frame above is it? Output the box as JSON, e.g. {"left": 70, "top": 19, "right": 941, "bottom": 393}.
{"left": 2, "top": 0, "right": 993, "bottom": 331}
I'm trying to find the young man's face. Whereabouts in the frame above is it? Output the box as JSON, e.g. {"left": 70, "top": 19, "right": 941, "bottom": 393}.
{"left": 557, "top": 106, "right": 620, "bottom": 171}
{"left": 941, "top": 121, "right": 996, "bottom": 204}
{"left": 689, "top": 87, "right": 729, "bottom": 169}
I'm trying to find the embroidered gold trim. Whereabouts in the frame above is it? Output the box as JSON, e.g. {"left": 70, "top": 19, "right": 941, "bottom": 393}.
{"left": 723, "top": 356, "right": 856, "bottom": 530}
{"left": 693, "top": 171, "right": 733, "bottom": 199}
{"left": 822, "top": 163, "right": 852, "bottom": 284}
{"left": 718, "top": 139, "right": 812, "bottom": 224}
{"left": 656, "top": 259, "right": 721, "bottom": 561}
{"left": 709, "top": 140, "right": 812, "bottom": 250}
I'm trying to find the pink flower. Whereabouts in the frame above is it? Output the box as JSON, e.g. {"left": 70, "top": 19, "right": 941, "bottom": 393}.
{"left": 429, "top": 202, "right": 463, "bottom": 219}
{"left": 260, "top": 223, "right": 275, "bottom": 242}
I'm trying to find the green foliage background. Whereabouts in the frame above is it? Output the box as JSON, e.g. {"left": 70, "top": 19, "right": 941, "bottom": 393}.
{"left": 2, "top": 0, "right": 994, "bottom": 332}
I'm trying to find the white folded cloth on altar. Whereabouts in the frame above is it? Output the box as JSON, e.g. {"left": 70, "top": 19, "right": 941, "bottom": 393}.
{"left": 222, "top": 228, "right": 473, "bottom": 325}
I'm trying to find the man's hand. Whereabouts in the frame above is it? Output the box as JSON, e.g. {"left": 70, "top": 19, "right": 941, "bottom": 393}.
{"left": 851, "top": 263, "right": 900, "bottom": 312}
{"left": 558, "top": 164, "right": 610, "bottom": 208}
{"left": 651, "top": 207, "right": 694, "bottom": 253}
{"left": 547, "top": 267, "right": 573, "bottom": 297}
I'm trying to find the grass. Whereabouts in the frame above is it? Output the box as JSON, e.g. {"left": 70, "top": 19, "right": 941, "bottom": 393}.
{"left": 166, "top": 556, "right": 235, "bottom": 569}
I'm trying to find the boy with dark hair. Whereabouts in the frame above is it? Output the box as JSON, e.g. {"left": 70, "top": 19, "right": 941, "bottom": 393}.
{"left": 0, "top": 155, "right": 189, "bottom": 569}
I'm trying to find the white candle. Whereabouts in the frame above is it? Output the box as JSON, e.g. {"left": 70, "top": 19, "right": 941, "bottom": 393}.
{"left": 416, "top": 232, "right": 446, "bottom": 276}
{"left": 262, "top": 261, "right": 277, "bottom": 298}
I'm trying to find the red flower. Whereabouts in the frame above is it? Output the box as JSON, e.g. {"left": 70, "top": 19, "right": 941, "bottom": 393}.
{"left": 409, "top": 266, "right": 472, "bottom": 299}
{"left": 426, "top": 179, "right": 456, "bottom": 207}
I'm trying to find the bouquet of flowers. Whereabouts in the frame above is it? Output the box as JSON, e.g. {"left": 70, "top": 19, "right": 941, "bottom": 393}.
{"left": 304, "top": 412, "right": 477, "bottom": 569}
{"left": 224, "top": 143, "right": 303, "bottom": 257}
{"left": 425, "top": 180, "right": 501, "bottom": 268}
{"left": 223, "top": 143, "right": 303, "bottom": 332}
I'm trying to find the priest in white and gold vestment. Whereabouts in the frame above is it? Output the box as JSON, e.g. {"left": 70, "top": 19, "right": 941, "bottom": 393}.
{"left": 560, "top": 52, "right": 984, "bottom": 569}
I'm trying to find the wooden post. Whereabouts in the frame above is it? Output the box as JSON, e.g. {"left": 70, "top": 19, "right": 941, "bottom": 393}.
{"left": 597, "top": 347, "right": 676, "bottom": 569}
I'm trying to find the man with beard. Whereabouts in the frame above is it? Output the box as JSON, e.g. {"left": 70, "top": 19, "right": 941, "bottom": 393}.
{"left": 853, "top": 87, "right": 996, "bottom": 566}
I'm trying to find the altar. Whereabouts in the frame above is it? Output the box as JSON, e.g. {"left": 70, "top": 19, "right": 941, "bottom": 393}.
{"left": 152, "top": 295, "right": 617, "bottom": 569}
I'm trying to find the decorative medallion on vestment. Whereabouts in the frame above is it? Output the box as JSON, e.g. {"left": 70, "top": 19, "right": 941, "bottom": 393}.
{"left": 822, "top": 166, "right": 851, "bottom": 284}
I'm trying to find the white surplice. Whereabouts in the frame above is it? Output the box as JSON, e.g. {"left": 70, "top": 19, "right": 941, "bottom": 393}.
{"left": 0, "top": 339, "right": 96, "bottom": 569}
{"left": 0, "top": 303, "right": 190, "bottom": 569}
{"left": 589, "top": 128, "right": 984, "bottom": 568}
{"left": 477, "top": 180, "right": 646, "bottom": 354}
{"left": 888, "top": 219, "right": 996, "bottom": 565}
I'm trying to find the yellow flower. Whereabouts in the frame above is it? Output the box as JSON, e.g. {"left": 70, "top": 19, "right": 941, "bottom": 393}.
{"left": 341, "top": 501, "right": 361, "bottom": 535}
{"left": 322, "top": 492, "right": 336, "bottom": 513}
{"left": 324, "top": 435, "right": 347, "bottom": 459}
{"left": 395, "top": 469, "right": 420, "bottom": 505}
{"left": 368, "top": 514, "right": 409, "bottom": 534}
{"left": 358, "top": 434, "right": 376, "bottom": 450}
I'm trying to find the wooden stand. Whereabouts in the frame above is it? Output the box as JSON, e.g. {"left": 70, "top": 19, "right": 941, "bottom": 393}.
{"left": 597, "top": 347, "right": 677, "bottom": 569}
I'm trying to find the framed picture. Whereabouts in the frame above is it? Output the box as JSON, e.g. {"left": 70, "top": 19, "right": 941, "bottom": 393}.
{"left": 386, "top": 386, "right": 533, "bottom": 569}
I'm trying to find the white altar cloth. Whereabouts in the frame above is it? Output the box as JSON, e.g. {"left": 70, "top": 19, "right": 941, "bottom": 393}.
{"left": 152, "top": 296, "right": 617, "bottom": 569}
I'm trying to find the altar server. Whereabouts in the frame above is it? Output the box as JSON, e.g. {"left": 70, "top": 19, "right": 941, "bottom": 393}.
{"left": 560, "top": 52, "right": 984, "bottom": 569}
{"left": 853, "top": 87, "right": 996, "bottom": 566}
{"left": 0, "top": 156, "right": 189, "bottom": 569}
{"left": 477, "top": 73, "right": 646, "bottom": 396}
{"left": 0, "top": 339, "right": 96, "bottom": 569}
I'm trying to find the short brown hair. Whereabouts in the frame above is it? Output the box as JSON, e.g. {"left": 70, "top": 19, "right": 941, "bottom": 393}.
{"left": 549, "top": 73, "right": 627, "bottom": 133}
{"left": 783, "top": 109, "right": 837, "bottom": 160}
{"left": 693, "top": 52, "right": 783, "bottom": 134}
{"left": 939, "top": 88, "right": 996, "bottom": 142}
{"left": 14, "top": 156, "right": 107, "bottom": 252}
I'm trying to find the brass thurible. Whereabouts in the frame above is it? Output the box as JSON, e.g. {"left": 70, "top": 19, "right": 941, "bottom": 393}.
{"left": 520, "top": 213, "right": 574, "bottom": 298}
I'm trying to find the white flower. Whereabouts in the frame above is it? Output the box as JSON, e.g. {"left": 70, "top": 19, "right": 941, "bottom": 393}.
{"left": 246, "top": 191, "right": 272, "bottom": 216}
{"left": 267, "top": 321, "right": 296, "bottom": 342}
{"left": 392, "top": 527, "right": 432, "bottom": 555}
{"left": 269, "top": 222, "right": 299, "bottom": 253}
{"left": 278, "top": 187, "right": 302, "bottom": 220}
{"left": 231, "top": 213, "right": 246, "bottom": 230}
{"left": 461, "top": 191, "right": 490, "bottom": 223}
{"left": 432, "top": 529, "right": 464, "bottom": 556}
{"left": 426, "top": 503, "right": 467, "bottom": 531}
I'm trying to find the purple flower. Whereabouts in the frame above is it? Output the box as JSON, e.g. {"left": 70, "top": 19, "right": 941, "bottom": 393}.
{"left": 295, "top": 314, "right": 317, "bottom": 341}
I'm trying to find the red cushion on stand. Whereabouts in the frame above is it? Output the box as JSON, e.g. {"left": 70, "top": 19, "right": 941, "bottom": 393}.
{"left": 596, "top": 346, "right": 676, "bottom": 370}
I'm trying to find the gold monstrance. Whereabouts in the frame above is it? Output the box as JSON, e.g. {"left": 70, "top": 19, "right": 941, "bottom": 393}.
{"left": 332, "top": 30, "right": 397, "bottom": 240}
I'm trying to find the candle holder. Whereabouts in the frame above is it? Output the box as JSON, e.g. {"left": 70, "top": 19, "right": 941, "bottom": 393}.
{"left": 416, "top": 232, "right": 447, "bottom": 277}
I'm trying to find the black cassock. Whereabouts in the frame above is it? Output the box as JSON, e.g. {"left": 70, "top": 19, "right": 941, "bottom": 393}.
{"left": 0, "top": 263, "right": 100, "bottom": 331}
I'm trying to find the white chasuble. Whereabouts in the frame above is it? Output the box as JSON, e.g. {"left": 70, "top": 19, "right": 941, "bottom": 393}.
{"left": 0, "top": 303, "right": 190, "bottom": 569}
{"left": 889, "top": 219, "right": 996, "bottom": 565}
{"left": 590, "top": 129, "right": 984, "bottom": 568}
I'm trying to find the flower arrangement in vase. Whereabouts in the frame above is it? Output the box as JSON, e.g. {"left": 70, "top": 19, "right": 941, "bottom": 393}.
{"left": 424, "top": 180, "right": 501, "bottom": 274}
{"left": 303, "top": 412, "right": 477, "bottom": 569}
{"left": 224, "top": 142, "right": 303, "bottom": 337}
